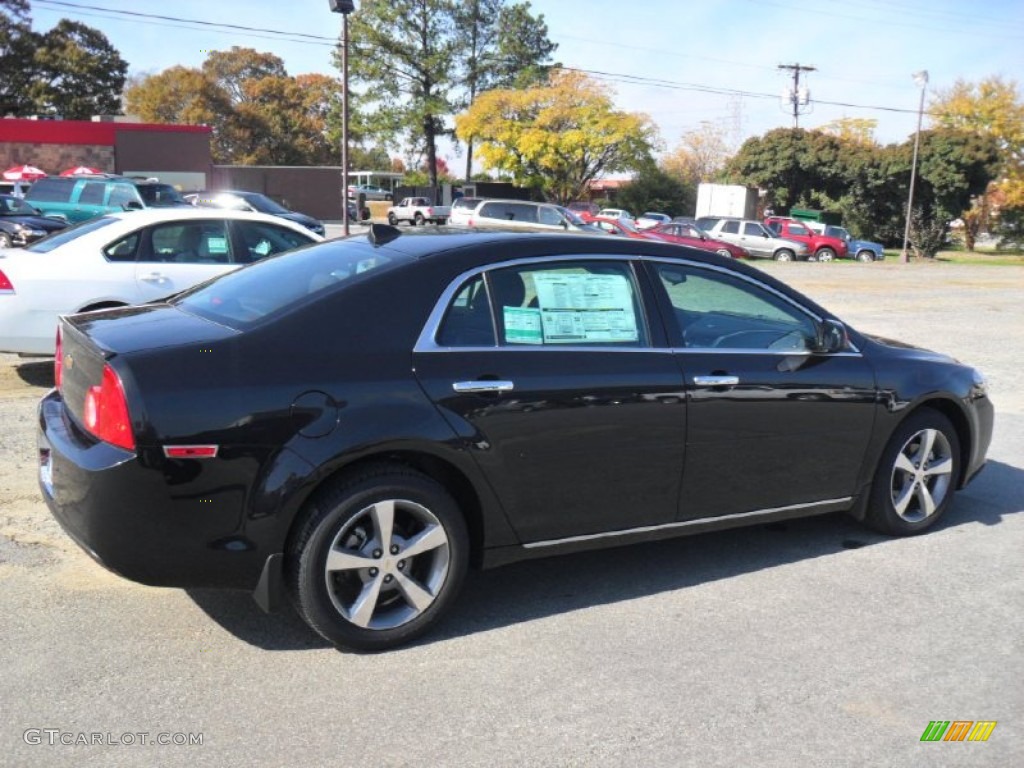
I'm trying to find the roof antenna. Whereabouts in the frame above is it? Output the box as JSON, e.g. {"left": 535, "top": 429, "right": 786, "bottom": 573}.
{"left": 368, "top": 223, "right": 401, "bottom": 246}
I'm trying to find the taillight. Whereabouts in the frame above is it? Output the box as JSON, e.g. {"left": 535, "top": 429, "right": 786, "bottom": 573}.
{"left": 83, "top": 364, "right": 135, "bottom": 451}
{"left": 54, "top": 327, "right": 63, "bottom": 390}
{"left": 0, "top": 268, "right": 13, "bottom": 292}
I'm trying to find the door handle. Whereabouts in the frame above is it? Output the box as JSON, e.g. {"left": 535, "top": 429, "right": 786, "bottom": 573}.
{"left": 693, "top": 375, "right": 739, "bottom": 387}
{"left": 452, "top": 380, "right": 515, "bottom": 393}
{"left": 139, "top": 272, "right": 167, "bottom": 282}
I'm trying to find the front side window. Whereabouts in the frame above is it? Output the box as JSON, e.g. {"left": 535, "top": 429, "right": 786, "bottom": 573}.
{"left": 232, "top": 220, "right": 315, "bottom": 263}
{"left": 654, "top": 263, "right": 816, "bottom": 351}
{"left": 108, "top": 184, "right": 141, "bottom": 208}
{"left": 743, "top": 222, "right": 765, "bottom": 236}
{"left": 721, "top": 220, "right": 739, "bottom": 234}
{"left": 78, "top": 182, "right": 106, "bottom": 205}
{"left": 490, "top": 261, "right": 646, "bottom": 347}
{"left": 538, "top": 206, "right": 563, "bottom": 226}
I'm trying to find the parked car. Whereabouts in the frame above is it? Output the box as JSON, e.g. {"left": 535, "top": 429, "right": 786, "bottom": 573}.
{"left": 702, "top": 218, "right": 811, "bottom": 261}
{"left": 348, "top": 184, "right": 393, "bottom": 202}
{"left": 647, "top": 222, "right": 749, "bottom": 259}
{"left": 567, "top": 201, "right": 600, "bottom": 221}
{"left": 187, "top": 190, "right": 326, "bottom": 237}
{"left": 448, "top": 196, "right": 484, "bottom": 226}
{"left": 635, "top": 212, "right": 671, "bottom": 229}
{"left": 764, "top": 217, "right": 849, "bottom": 261}
{"left": 0, "top": 208, "right": 320, "bottom": 356}
{"left": 387, "top": 197, "right": 450, "bottom": 226}
{"left": 37, "top": 227, "right": 993, "bottom": 651}
{"left": 591, "top": 216, "right": 658, "bottom": 239}
{"left": 598, "top": 208, "right": 634, "bottom": 222}
{"left": 806, "top": 222, "right": 885, "bottom": 262}
{"left": 464, "top": 199, "right": 602, "bottom": 233}
{"left": 25, "top": 175, "right": 145, "bottom": 223}
{"left": 130, "top": 180, "right": 191, "bottom": 209}
{"left": 0, "top": 194, "right": 68, "bottom": 248}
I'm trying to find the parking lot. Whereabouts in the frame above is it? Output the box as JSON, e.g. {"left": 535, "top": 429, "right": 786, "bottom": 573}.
{"left": 1, "top": 259, "right": 1021, "bottom": 767}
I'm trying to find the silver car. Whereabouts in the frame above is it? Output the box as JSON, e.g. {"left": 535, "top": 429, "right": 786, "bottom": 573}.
{"left": 704, "top": 218, "right": 810, "bottom": 261}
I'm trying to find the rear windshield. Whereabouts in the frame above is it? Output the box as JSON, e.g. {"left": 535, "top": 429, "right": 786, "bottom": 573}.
{"left": 175, "top": 239, "right": 403, "bottom": 327}
{"left": 24, "top": 216, "right": 119, "bottom": 253}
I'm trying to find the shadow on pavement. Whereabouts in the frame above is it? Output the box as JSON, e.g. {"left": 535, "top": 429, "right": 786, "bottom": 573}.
{"left": 15, "top": 359, "right": 54, "bottom": 389}
{"left": 185, "top": 458, "right": 1023, "bottom": 653}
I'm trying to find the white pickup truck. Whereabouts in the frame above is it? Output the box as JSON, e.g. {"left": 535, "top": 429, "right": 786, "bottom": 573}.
{"left": 386, "top": 197, "right": 450, "bottom": 226}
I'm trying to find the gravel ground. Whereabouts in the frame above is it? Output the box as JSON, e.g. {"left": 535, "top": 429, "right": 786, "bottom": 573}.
{"left": 0, "top": 260, "right": 1021, "bottom": 767}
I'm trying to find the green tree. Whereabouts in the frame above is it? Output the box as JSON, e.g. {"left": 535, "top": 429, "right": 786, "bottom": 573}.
{"left": 615, "top": 163, "right": 694, "bottom": 219}
{"left": 455, "top": 0, "right": 557, "bottom": 179}
{"left": 344, "top": 0, "right": 460, "bottom": 190}
{"left": 0, "top": 0, "right": 33, "bottom": 115}
{"left": 455, "top": 69, "right": 657, "bottom": 204}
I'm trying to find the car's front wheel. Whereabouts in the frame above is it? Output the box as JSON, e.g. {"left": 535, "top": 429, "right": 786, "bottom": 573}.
{"left": 0, "top": 232, "right": 12, "bottom": 248}
{"left": 289, "top": 464, "right": 469, "bottom": 651}
{"left": 865, "top": 410, "right": 961, "bottom": 535}
{"left": 816, "top": 247, "right": 836, "bottom": 262}
{"left": 857, "top": 249, "right": 875, "bottom": 262}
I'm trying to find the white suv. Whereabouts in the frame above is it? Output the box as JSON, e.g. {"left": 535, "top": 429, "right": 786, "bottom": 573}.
{"left": 703, "top": 218, "right": 810, "bottom": 261}
{"left": 462, "top": 199, "right": 600, "bottom": 233}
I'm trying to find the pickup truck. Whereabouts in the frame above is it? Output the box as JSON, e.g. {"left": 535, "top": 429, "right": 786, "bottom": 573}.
{"left": 387, "top": 197, "right": 450, "bottom": 226}
{"left": 764, "top": 217, "right": 848, "bottom": 261}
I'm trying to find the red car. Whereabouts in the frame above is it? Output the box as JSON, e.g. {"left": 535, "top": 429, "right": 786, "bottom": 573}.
{"left": 647, "top": 222, "right": 750, "bottom": 259}
{"left": 567, "top": 201, "right": 600, "bottom": 222}
{"left": 591, "top": 216, "right": 662, "bottom": 239}
{"left": 764, "top": 217, "right": 848, "bottom": 261}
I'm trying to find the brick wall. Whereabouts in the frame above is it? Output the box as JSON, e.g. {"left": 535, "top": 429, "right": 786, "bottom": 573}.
{"left": 0, "top": 143, "right": 115, "bottom": 175}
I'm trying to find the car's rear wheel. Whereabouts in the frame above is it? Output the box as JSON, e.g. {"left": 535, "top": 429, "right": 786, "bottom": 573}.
{"left": 774, "top": 249, "right": 795, "bottom": 262}
{"left": 857, "top": 249, "right": 875, "bottom": 262}
{"left": 0, "top": 232, "right": 12, "bottom": 248}
{"left": 715, "top": 247, "right": 732, "bottom": 258}
{"left": 387, "top": 212, "right": 397, "bottom": 226}
{"left": 414, "top": 212, "right": 425, "bottom": 226}
{"left": 816, "top": 247, "right": 836, "bottom": 262}
{"left": 289, "top": 464, "right": 469, "bottom": 652}
{"left": 864, "top": 410, "right": 960, "bottom": 535}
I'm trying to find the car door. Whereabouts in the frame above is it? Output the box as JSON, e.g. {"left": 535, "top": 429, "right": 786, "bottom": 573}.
{"left": 645, "top": 259, "right": 877, "bottom": 522}
{"left": 134, "top": 219, "right": 236, "bottom": 302}
{"left": 412, "top": 257, "right": 688, "bottom": 544}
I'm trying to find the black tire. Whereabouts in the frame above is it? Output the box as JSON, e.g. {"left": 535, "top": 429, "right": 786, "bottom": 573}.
{"left": 414, "top": 212, "right": 425, "bottom": 226}
{"left": 816, "top": 247, "right": 836, "bottom": 262}
{"left": 0, "top": 232, "right": 12, "bottom": 248}
{"left": 288, "top": 464, "right": 469, "bottom": 652}
{"left": 387, "top": 212, "right": 397, "bottom": 226}
{"left": 864, "top": 410, "right": 961, "bottom": 536}
{"left": 774, "top": 249, "right": 795, "bottom": 262}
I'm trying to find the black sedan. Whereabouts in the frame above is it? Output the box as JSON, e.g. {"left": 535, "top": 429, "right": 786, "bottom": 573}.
{"left": 0, "top": 194, "right": 68, "bottom": 247}
{"left": 38, "top": 227, "right": 994, "bottom": 651}
{"left": 187, "top": 190, "right": 327, "bottom": 237}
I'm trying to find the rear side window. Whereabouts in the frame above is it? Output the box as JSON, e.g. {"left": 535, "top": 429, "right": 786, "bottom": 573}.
{"left": 436, "top": 276, "right": 495, "bottom": 347}
{"left": 232, "top": 220, "right": 315, "bottom": 263}
{"left": 721, "top": 220, "right": 739, "bottom": 234}
{"left": 104, "top": 231, "right": 140, "bottom": 262}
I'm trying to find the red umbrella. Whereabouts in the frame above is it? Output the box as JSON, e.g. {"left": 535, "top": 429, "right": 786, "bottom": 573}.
{"left": 59, "top": 165, "right": 102, "bottom": 176}
{"left": 2, "top": 164, "right": 47, "bottom": 181}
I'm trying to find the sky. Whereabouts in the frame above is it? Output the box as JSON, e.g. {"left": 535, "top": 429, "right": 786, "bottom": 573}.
{"left": 25, "top": 0, "right": 1024, "bottom": 164}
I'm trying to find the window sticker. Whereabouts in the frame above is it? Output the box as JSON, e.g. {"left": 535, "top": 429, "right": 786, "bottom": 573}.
{"left": 532, "top": 273, "right": 639, "bottom": 343}
{"left": 207, "top": 236, "right": 229, "bottom": 254}
{"left": 504, "top": 306, "right": 543, "bottom": 344}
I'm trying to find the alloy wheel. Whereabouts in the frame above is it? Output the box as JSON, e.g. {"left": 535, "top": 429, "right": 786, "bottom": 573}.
{"left": 889, "top": 428, "right": 954, "bottom": 523}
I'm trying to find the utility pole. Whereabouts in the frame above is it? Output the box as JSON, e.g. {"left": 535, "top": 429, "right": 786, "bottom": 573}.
{"left": 778, "top": 63, "right": 816, "bottom": 127}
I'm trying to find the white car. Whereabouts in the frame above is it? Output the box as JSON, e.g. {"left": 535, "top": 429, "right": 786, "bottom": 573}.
{"left": 598, "top": 208, "right": 634, "bottom": 222}
{"left": 635, "top": 211, "right": 671, "bottom": 229}
{"left": 0, "top": 208, "right": 321, "bottom": 356}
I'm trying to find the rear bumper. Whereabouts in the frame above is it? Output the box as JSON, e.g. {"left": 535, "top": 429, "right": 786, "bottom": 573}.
{"left": 37, "top": 389, "right": 267, "bottom": 590}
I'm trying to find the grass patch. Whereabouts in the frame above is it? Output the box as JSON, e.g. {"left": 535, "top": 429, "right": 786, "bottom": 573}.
{"left": 880, "top": 248, "right": 1024, "bottom": 265}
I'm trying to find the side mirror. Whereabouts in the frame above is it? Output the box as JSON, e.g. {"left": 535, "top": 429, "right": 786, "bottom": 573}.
{"left": 123, "top": 201, "right": 143, "bottom": 211}
{"left": 814, "top": 318, "right": 848, "bottom": 353}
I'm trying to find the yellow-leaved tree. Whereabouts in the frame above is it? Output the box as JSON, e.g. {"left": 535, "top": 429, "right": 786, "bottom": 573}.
{"left": 930, "top": 76, "right": 1024, "bottom": 248}
{"left": 454, "top": 69, "right": 657, "bottom": 203}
